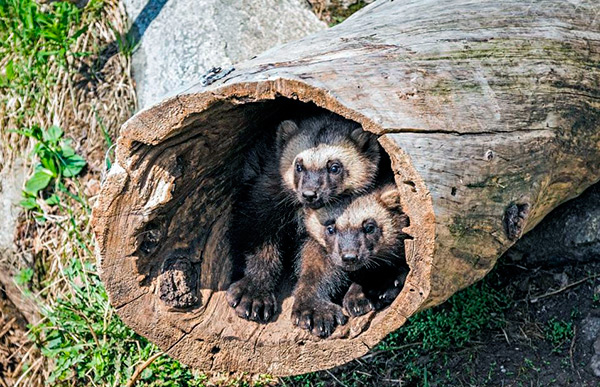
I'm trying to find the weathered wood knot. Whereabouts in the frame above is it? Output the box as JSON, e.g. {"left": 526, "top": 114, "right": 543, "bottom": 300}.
{"left": 503, "top": 203, "right": 530, "bottom": 241}
{"left": 201, "top": 66, "right": 235, "bottom": 87}
{"left": 158, "top": 253, "right": 199, "bottom": 309}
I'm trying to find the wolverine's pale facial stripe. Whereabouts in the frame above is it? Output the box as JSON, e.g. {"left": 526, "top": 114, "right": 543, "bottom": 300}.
{"left": 335, "top": 195, "right": 397, "bottom": 248}
{"left": 305, "top": 211, "right": 327, "bottom": 247}
{"left": 282, "top": 144, "right": 371, "bottom": 192}
{"left": 305, "top": 187, "right": 402, "bottom": 250}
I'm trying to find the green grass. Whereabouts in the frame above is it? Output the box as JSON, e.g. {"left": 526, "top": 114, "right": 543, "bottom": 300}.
{"left": 544, "top": 318, "right": 574, "bottom": 353}
{"left": 14, "top": 125, "right": 209, "bottom": 385}
{"left": 284, "top": 272, "right": 511, "bottom": 385}
{"left": 0, "top": 0, "right": 86, "bottom": 120}
{"left": 30, "top": 258, "right": 205, "bottom": 386}
{"left": 327, "top": 1, "right": 370, "bottom": 26}
{"left": 1, "top": 0, "right": 206, "bottom": 384}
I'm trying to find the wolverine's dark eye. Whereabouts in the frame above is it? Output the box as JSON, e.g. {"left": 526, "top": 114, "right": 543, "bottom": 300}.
{"left": 328, "top": 162, "right": 342, "bottom": 175}
{"left": 296, "top": 163, "right": 303, "bottom": 173}
{"left": 364, "top": 223, "right": 376, "bottom": 234}
{"left": 326, "top": 225, "right": 336, "bottom": 235}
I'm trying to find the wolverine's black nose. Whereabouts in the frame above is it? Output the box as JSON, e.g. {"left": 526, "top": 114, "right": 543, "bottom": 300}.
{"left": 302, "top": 190, "right": 317, "bottom": 201}
{"left": 342, "top": 254, "right": 358, "bottom": 263}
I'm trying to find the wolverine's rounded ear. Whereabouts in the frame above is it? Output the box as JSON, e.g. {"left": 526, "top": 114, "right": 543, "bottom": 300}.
{"left": 276, "top": 120, "right": 299, "bottom": 149}
{"left": 350, "top": 127, "right": 380, "bottom": 157}
{"left": 377, "top": 185, "right": 402, "bottom": 210}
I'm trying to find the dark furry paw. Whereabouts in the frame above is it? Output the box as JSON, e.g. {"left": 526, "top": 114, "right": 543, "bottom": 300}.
{"left": 226, "top": 277, "right": 276, "bottom": 323}
{"left": 343, "top": 283, "right": 374, "bottom": 317}
{"left": 372, "top": 272, "right": 407, "bottom": 310}
{"left": 373, "top": 285, "right": 402, "bottom": 309}
{"left": 291, "top": 298, "right": 347, "bottom": 338}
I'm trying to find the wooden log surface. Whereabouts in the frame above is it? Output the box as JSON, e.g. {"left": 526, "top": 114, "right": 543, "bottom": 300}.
{"left": 91, "top": 0, "right": 600, "bottom": 376}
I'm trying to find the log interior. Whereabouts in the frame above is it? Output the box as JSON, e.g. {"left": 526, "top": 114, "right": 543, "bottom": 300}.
{"left": 93, "top": 84, "right": 433, "bottom": 375}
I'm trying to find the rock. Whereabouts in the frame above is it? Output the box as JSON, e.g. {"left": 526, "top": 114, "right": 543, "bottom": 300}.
{"left": 0, "top": 159, "right": 26, "bottom": 255}
{"left": 581, "top": 316, "right": 600, "bottom": 345}
{"left": 123, "top": 0, "right": 326, "bottom": 109}
{"left": 505, "top": 182, "right": 600, "bottom": 267}
{"left": 591, "top": 354, "right": 600, "bottom": 377}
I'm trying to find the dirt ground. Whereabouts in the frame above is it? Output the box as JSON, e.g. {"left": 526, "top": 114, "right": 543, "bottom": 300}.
{"left": 425, "top": 260, "right": 599, "bottom": 386}
{"left": 299, "top": 259, "right": 600, "bottom": 386}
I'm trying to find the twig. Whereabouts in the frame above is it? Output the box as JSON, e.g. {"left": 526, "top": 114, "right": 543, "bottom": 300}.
{"left": 570, "top": 325, "right": 581, "bottom": 380}
{"left": 13, "top": 357, "right": 42, "bottom": 387}
{"left": 325, "top": 369, "right": 347, "bottom": 387}
{"left": 525, "top": 273, "right": 599, "bottom": 303}
{"left": 0, "top": 318, "right": 16, "bottom": 339}
{"left": 569, "top": 325, "right": 576, "bottom": 369}
{"left": 500, "top": 327, "right": 511, "bottom": 345}
{"left": 360, "top": 342, "right": 422, "bottom": 360}
{"left": 125, "top": 351, "right": 164, "bottom": 387}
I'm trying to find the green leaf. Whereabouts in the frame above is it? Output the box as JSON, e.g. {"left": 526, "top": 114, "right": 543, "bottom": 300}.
{"left": 40, "top": 156, "right": 58, "bottom": 177}
{"left": 43, "top": 125, "right": 63, "bottom": 143}
{"left": 5, "top": 59, "right": 15, "bottom": 81}
{"left": 34, "top": 215, "right": 47, "bottom": 224}
{"left": 24, "top": 168, "right": 53, "bottom": 195}
{"left": 20, "top": 197, "right": 38, "bottom": 210}
{"left": 62, "top": 154, "right": 86, "bottom": 177}
{"left": 46, "top": 194, "right": 60, "bottom": 205}
{"left": 60, "top": 143, "right": 75, "bottom": 157}
{"left": 14, "top": 268, "right": 34, "bottom": 286}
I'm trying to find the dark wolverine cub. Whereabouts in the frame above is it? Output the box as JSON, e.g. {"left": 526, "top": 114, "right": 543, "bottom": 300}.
{"left": 292, "top": 184, "right": 410, "bottom": 337}
{"left": 227, "top": 114, "right": 381, "bottom": 323}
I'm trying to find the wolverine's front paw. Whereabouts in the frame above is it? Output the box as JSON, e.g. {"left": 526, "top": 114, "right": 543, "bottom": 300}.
{"left": 291, "top": 299, "right": 347, "bottom": 338}
{"left": 226, "top": 277, "right": 276, "bottom": 323}
{"left": 372, "top": 271, "right": 407, "bottom": 310}
{"left": 343, "top": 283, "right": 374, "bottom": 317}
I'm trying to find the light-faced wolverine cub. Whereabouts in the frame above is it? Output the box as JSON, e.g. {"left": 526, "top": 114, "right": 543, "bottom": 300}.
{"left": 227, "top": 114, "right": 382, "bottom": 323}
{"left": 292, "top": 184, "right": 410, "bottom": 337}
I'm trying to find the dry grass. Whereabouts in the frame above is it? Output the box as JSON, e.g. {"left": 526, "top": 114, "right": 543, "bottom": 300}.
{"left": 0, "top": 0, "right": 136, "bottom": 173}
{"left": 0, "top": 0, "right": 136, "bottom": 384}
{"left": 307, "top": 0, "right": 371, "bottom": 26}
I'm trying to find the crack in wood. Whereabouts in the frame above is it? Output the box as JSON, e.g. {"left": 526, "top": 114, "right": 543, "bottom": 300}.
{"left": 115, "top": 289, "right": 148, "bottom": 310}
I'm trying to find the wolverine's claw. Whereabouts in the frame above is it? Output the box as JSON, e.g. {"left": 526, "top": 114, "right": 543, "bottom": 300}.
{"left": 227, "top": 277, "right": 277, "bottom": 323}
{"left": 343, "top": 284, "right": 375, "bottom": 317}
{"left": 291, "top": 299, "right": 346, "bottom": 338}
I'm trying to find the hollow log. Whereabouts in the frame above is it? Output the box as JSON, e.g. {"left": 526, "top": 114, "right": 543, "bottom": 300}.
{"left": 91, "top": 0, "right": 600, "bottom": 376}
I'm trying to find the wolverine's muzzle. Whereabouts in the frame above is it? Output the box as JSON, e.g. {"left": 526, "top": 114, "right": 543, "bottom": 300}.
{"left": 337, "top": 232, "right": 365, "bottom": 271}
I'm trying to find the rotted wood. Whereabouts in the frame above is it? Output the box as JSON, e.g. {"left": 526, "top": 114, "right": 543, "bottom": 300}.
{"left": 91, "top": 0, "right": 600, "bottom": 376}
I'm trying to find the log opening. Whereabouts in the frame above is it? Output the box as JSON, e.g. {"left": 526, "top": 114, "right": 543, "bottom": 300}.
{"left": 92, "top": 83, "right": 434, "bottom": 375}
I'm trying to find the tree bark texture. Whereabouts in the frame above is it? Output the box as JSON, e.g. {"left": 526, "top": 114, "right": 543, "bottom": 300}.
{"left": 91, "top": 0, "right": 600, "bottom": 376}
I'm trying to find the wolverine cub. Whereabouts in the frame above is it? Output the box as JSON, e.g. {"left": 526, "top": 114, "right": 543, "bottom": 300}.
{"left": 227, "top": 114, "right": 381, "bottom": 323}
{"left": 292, "top": 184, "right": 410, "bottom": 337}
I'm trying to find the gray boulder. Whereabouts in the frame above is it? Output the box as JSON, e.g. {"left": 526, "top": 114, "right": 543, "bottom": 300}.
{"left": 124, "top": 0, "right": 326, "bottom": 109}
{"left": 0, "top": 160, "right": 26, "bottom": 256}
{"left": 506, "top": 182, "right": 600, "bottom": 266}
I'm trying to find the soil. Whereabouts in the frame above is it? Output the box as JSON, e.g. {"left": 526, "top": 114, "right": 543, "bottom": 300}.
{"left": 304, "top": 259, "right": 600, "bottom": 386}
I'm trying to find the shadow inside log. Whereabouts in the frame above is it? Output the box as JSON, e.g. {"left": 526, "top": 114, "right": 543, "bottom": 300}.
{"left": 126, "top": 98, "right": 405, "bottom": 316}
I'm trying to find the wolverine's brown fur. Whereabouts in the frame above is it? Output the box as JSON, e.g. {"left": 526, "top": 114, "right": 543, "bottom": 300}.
{"left": 227, "top": 114, "right": 382, "bottom": 323}
{"left": 292, "top": 184, "right": 410, "bottom": 337}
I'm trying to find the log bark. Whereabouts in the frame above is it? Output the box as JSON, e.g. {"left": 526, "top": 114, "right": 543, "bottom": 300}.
{"left": 91, "top": 0, "right": 600, "bottom": 376}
